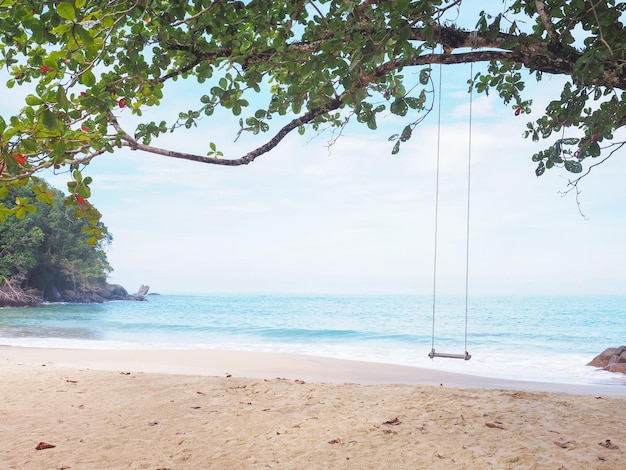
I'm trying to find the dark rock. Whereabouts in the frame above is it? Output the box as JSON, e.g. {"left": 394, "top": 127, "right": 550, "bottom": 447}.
{"left": 61, "top": 290, "right": 77, "bottom": 302}
{"left": 587, "top": 346, "right": 626, "bottom": 374}
{"left": 46, "top": 283, "right": 148, "bottom": 304}
{"left": 45, "top": 286, "right": 62, "bottom": 302}
{"left": 96, "top": 283, "right": 129, "bottom": 300}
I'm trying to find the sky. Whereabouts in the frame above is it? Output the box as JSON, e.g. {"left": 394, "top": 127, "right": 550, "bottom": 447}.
{"left": 33, "top": 68, "right": 626, "bottom": 296}
{"left": 3, "top": 16, "right": 626, "bottom": 296}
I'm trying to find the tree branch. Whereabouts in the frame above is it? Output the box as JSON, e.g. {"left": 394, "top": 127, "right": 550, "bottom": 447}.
{"left": 535, "top": 0, "right": 558, "bottom": 40}
{"left": 159, "top": 21, "right": 596, "bottom": 87}
{"left": 409, "top": 48, "right": 575, "bottom": 77}
{"left": 109, "top": 98, "right": 343, "bottom": 166}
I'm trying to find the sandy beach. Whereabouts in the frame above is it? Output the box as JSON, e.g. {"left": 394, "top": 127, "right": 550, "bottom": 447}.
{"left": 2, "top": 346, "right": 626, "bottom": 469}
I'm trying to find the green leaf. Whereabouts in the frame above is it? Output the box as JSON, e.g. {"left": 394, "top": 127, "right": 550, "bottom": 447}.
{"left": 535, "top": 162, "right": 545, "bottom": 177}
{"left": 57, "top": 3, "right": 77, "bottom": 22}
{"left": 400, "top": 125, "right": 412, "bottom": 142}
{"left": 80, "top": 70, "right": 96, "bottom": 87}
{"left": 564, "top": 160, "right": 583, "bottom": 173}
{"left": 75, "top": 25, "right": 94, "bottom": 46}
{"left": 588, "top": 141, "right": 601, "bottom": 157}
{"left": 25, "top": 94, "right": 43, "bottom": 106}
{"left": 390, "top": 99, "right": 408, "bottom": 116}
{"left": 56, "top": 86, "right": 70, "bottom": 109}
{"left": 405, "top": 97, "right": 423, "bottom": 110}
{"left": 42, "top": 109, "right": 58, "bottom": 131}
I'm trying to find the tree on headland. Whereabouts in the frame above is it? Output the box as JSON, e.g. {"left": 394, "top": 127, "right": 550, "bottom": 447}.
{"left": 0, "top": 179, "right": 112, "bottom": 305}
{"left": 1, "top": 1, "right": 625, "bottom": 237}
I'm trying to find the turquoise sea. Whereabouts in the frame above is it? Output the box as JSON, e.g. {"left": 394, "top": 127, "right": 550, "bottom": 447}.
{"left": 1, "top": 294, "right": 625, "bottom": 386}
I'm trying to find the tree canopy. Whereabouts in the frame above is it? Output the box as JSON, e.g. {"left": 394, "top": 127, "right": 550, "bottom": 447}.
{"left": 1, "top": 0, "right": 625, "bottom": 236}
{"left": 0, "top": 179, "right": 111, "bottom": 305}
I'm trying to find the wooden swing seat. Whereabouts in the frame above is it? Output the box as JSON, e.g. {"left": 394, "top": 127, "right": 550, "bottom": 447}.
{"left": 428, "top": 349, "right": 471, "bottom": 360}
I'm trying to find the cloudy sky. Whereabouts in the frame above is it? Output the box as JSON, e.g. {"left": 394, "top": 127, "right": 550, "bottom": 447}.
{"left": 3, "top": 41, "right": 626, "bottom": 296}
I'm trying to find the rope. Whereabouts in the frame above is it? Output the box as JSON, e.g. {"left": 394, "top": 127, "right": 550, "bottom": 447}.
{"left": 464, "top": 62, "right": 474, "bottom": 354}
{"left": 430, "top": 60, "right": 443, "bottom": 354}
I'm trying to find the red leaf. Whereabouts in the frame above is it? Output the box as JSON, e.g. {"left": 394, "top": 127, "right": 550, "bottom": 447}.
{"left": 39, "top": 65, "right": 52, "bottom": 73}
{"left": 13, "top": 153, "right": 26, "bottom": 165}
{"left": 118, "top": 97, "right": 127, "bottom": 108}
{"left": 75, "top": 194, "right": 85, "bottom": 206}
{"left": 81, "top": 125, "right": 91, "bottom": 133}
{"left": 514, "top": 107, "right": 521, "bottom": 116}
{"left": 80, "top": 91, "right": 88, "bottom": 97}
{"left": 383, "top": 417, "right": 402, "bottom": 425}
{"left": 36, "top": 442, "right": 55, "bottom": 450}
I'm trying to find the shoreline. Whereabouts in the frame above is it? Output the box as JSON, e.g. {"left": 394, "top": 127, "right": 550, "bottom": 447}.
{"left": 2, "top": 345, "right": 625, "bottom": 396}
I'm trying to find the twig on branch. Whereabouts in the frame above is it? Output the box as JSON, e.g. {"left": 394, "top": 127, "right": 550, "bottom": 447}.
{"left": 560, "top": 141, "right": 626, "bottom": 217}
{"left": 535, "top": 0, "right": 558, "bottom": 40}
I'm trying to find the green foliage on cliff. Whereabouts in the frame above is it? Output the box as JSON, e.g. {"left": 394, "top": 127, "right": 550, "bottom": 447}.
{"left": 0, "top": 179, "right": 111, "bottom": 293}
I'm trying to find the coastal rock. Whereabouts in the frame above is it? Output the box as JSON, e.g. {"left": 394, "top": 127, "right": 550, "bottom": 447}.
{"left": 61, "top": 289, "right": 77, "bottom": 302}
{"left": 587, "top": 346, "right": 626, "bottom": 373}
{"left": 122, "top": 285, "right": 149, "bottom": 301}
{"left": 45, "top": 286, "right": 62, "bottom": 302}
{"left": 1, "top": 277, "right": 150, "bottom": 307}
{"left": 134, "top": 285, "right": 150, "bottom": 297}
{"left": 41, "top": 283, "right": 148, "bottom": 304}
{"left": 97, "top": 283, "right": 130, "bottom": 300}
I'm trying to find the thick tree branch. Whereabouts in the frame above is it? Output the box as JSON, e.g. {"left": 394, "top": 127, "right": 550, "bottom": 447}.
{"left": 409, "top": 49, "right": 575, "bottom": 78}
{"left": 160, "top": 22, "right": 603, "bottom": 88}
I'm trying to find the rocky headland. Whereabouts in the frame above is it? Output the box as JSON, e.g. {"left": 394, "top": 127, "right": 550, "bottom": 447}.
{"left": 0, "top": 277, "right": 150, "bottom": 307}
